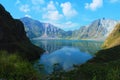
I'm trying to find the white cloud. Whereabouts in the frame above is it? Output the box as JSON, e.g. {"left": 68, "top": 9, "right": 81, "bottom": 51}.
{"left": 25, "top": 14, "right": 31, "bottom": 18}
{"left": 55, "top": 2, "right": 59, "bottom": 6}
{"left": 60, "top": 2, "right": 77, "bottom": 18}
{"left": 64, "top": 21, "right": 79, "bottom": 30}
{"left": 109, "top": 0, "right": 120, "bottom": 3}
{"left": 15, "top": 0, "right": 21, "bottom": 5}
{"left": 19, "top": 4, "right": 30, "bottom": 13}
{"left": 42, "top": 1, "right": 63, "bottom": 21}
{"left": 85, "top": 0, "right": 103, "bottom": 11}
{"left": 53, "top": 21, "right": 79, "bottom": 31}
{"left": 31, "top": 0, "right": 44, "bottom": 5}
{"left": 43, "top": 1, "right": 56, "bottom": 11}
{"left": 31, "top": 0, "right": 43, "bottom": 12}
{"left": 42, "top": 1, "right": 79, "bottom": 30}
{"left": 65, "top": 21, "right": 77, "bottom": 27}
{"left": 42, "top": 19, "right": 79, "bottom": 31}
{"left": 43, "top": 11, "right": 63, "bottom": 21}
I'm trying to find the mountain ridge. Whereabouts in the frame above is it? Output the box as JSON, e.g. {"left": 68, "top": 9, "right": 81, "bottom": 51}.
{"left": 72, "top": 18, "right": 118, "bottom": 40}
{"left": 21, "top": 17, "right": 118, "bottom": 41}
{"left": 20, "top": 17, "right": 68, "bottom": 39}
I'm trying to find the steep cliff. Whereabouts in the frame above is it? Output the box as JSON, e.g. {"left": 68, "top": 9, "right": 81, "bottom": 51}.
{"left": 0, "top": 4, "right": 44, "bottom": 60}
{"left": 20, "top": 17, "right": 67, "bottom": 39}
{"left": 72, "top": 18, "right": 118, "bottom": 40}
{"left": 21, "top": 17, "right": 118, "bottom": 41}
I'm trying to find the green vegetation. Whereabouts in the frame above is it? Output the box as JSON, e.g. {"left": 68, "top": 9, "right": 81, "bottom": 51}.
{"left": 76, "top": 60, "right": 120, "bottom": 80}
{"left": 103, "top": 23, "right": 120, "bottom": 48}
{"left": 36, "top": 23, "right": 120, "bottom": 80}
{"left": 0, "top": 4, "right": 45, "bottom": 80}
{"left": 0, "top": 3, "right": 120, "bottom": 80}
{"left": 0, "top": 51, "right": 43, "bottom": 80}
{"left": 0, "top": 4, "right": 44, "bottom": 61}
{"left": 47, "top": 45, "right": 120, "bottom": 80}
{"left": 11, "top": 41, "right": 45, "bottom": 61}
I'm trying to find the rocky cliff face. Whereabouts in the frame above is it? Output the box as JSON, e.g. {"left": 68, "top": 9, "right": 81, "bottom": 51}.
{"left": 21, "top": 17, "right": 118, "bottom": 41}
{"left": 0, "top": 4, "right": 44, "bottom": 60}
{"left": 20, "top": 17, "right": 67, "bottom": 39}
{"left": 102, "top": 23, "right": 120, "bottom": 48}
{"left": 72, "top": 18, "right": 118, "bottom": 40}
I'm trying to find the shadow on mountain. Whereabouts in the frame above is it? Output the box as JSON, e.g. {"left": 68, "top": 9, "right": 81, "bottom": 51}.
{"left": 0, "top": 4, "right": 44, "bottom": 61}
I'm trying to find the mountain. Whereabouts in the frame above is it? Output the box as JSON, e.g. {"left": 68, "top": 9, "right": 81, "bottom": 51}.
{"left": 0, "top": 4, "right": 44, "bottom": 60}
{"left": 21, "top": 17, "right": 118, "bottom": 41}
{"left": 52, "top": 23, "right": 120, "bottom": 80}
{"left": 72, "top": 18, "right": 118, "bottom": 40}
{"left": 102, "top": 23, "right": 120, "bottom": 48}
{"left": 20, "top": 17, "right": 71, "bottom": 39}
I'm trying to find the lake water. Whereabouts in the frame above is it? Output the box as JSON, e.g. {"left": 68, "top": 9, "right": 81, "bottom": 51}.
{"left": 32, "top": 40, "right": 103, "bottom": 73}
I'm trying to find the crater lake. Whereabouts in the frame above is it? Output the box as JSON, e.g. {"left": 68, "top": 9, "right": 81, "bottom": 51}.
{"left": 32, "top": 40, "right": 103, "bottom": 73}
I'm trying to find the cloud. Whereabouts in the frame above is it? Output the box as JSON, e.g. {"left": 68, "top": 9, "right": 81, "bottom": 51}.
{"left": 60, "top": 2, "right": 77, "bottom": 18}
{"left": 64, "top": 21, "right": 79, "bottom": 30}
{"left": 19, "top": 4, "right": 30, "bottom": 13}
{"left": 15, "top": 0, "right": 21, "bottom": 5}
{"left": 42, "top": 1, "right": 63, "bottom": 21}
{"left": 85, "top": 0, "right": 103, "bottom": 11}
{"left": 65, "top": 21, "right": 78, "bottom": 28}
{"left": 43, "top": 1, "right": 56, "bottom": 11}
{"left": 109, "top": 0, "right": 120, "bottom": 3}
{"left": 42, "top": 1, "right": 79, "bottom": 30}
{"left": 53, "top": 21, "right": 79, "bottom": 31}
{"left": 31, "top": 0, "right": 44, "bottom": 5}
{"left": 42, "top": 19, "right": 79, "bottom": 31}
{"left": 43, "top": 11, "right": 63, "bottom": 21}
{"left": 25, "top": 14, "right": 31, "bottom": 18}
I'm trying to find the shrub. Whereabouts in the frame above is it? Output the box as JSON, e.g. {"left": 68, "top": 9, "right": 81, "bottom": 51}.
{"left": 0, "top": 51, "right": 41, "bottom": 80}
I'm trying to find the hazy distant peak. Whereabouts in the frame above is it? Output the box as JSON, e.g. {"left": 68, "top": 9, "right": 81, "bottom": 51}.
{"left": 23, "top": 16, "right": 30, "bottom": 19}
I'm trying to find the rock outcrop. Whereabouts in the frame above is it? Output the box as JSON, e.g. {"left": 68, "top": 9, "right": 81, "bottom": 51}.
{"left": 21, "top": 17, "right": 118, "bottom": 41}
{"left": 72, "top": 18, "right": 118, "bottom": 40}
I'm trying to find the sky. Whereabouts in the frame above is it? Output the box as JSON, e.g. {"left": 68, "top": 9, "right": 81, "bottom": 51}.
{"left": 0, "top": 0, "right": 120, "bottom": 31}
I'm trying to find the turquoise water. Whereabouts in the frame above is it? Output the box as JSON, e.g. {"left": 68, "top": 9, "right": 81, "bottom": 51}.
{"left": 32, "top": 40, "right": 103, "bottom": 73}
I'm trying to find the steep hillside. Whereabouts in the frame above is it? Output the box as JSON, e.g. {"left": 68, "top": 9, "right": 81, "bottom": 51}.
{"left": 20, "top": 17, "right": 69, "bottom": 39}
{"left": 20, "top": 17, "right": 44, "bottom": 38}
{"left": 48, "top": 25, "right": 120, "bottom": 80}
{"left": 0, "top": 4, "right": 44, "bottom": 60}
{"left": 47, "top": 23, "right": 120, "bottom": 80}
{"left": 102, "top": 23, "right": 120, "bottom": 48}
{"left": 72, "top": 18, "right": 118, "bottom": 40}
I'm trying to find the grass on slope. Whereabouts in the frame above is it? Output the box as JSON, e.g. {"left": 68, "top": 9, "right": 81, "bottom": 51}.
{"left": 103, "top": 23, "right": 120, "bottom": 48}
{"left": 0, "top": 51, "right": 43, "bottom": 80}
{"left": 47, "top": 45, "right": 120, "bottom": 80}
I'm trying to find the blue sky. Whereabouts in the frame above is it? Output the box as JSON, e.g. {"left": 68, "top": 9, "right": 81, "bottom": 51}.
{"left": 0, "top": 0, "right": 120, "bottom": 31}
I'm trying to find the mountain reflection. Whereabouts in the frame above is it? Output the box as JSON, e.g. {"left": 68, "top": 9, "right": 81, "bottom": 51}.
{"left": 32, "top": 40, "right": 103, "bottom": 73}
{"left": 40, "top": 47, "right": 93, "bottom": 73}
{"left": 32, "top": 40, "right": 103, "bottom": 55}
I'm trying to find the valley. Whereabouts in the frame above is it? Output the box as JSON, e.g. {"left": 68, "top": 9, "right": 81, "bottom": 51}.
{"left": 0, "top": 1, "right": 120, "bottom": 80}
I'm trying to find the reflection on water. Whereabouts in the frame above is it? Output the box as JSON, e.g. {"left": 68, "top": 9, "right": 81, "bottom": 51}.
{"left": 32, "top": 40, "right": 103, "bottom": 73}
{"left": 32, "top": 40, "right": 103, "bottom": 55}
{"left": 39, "top": 47, "right": 92, "bottom": 73}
